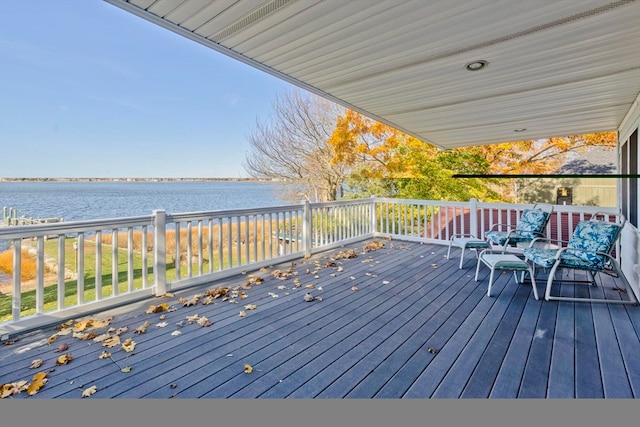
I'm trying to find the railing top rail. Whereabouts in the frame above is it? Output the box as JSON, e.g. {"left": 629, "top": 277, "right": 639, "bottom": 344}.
{"left": 309, "top": 198, "right": 375, "bottom": 209}
{"left": 374, "top": 197, "right": 471, "bottom": 207}
{"left": 0, "top": 215, "right": 154, "bottom": 239}
{"left": 166, "top": 204, "right": 305, "bottom": 222}
{"left": 475, "top": 202, "right": 617, "bottom": 214}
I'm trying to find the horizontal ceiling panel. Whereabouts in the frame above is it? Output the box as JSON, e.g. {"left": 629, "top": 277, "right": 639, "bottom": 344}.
{"left": 107, "top": 0, "right": 640, "bottom": 150}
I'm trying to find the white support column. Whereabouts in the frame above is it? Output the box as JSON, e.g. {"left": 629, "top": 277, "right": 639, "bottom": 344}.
{"left": 469, "top": 198, "right": 479, "bottom": 237}
{"left": 302, "top": 200, "right": 312, "bottom": 257}
{"left": 370, "top": 196, "right": 377, "bottom": 234}
{"left": 153, "top": 210, "right": 167, "bottom": 296}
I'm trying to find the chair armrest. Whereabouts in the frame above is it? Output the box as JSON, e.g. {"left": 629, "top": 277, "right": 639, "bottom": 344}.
{"left": 486, "top": 223, "right": 514, "bottom": 232}
{"left": 527, "top": 236, "right": 567, "bottom": 247}
{"left": 449, "top": 233, "right": 479, "bottom": 240}
{"left": 554, "top": 247, "right": 614, "bottom": 261}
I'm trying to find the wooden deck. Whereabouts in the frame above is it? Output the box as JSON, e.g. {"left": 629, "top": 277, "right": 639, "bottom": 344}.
{"left": 1, "top": 239, "right": 639, "bottom": 399}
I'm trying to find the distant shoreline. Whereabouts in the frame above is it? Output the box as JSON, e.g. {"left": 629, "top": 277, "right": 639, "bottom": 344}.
{"left": 0, "top": 177, "right": 278, "bottom": 183}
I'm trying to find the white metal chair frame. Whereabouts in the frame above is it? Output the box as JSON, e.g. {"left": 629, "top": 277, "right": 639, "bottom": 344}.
{"left": 523, "top": 212, "right": 638, "bottom": 305}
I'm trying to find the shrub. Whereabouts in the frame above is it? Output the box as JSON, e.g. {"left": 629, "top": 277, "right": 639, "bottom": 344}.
{"left": 0, "top": 248, "right": 39, "bottom": 281}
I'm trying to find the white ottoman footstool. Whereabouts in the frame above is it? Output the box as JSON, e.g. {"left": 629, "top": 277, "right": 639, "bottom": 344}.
{"left": 475, "top": 250, "right": 539, "bottom": 300}
{"left": 447, "top": 234, "right": 491, "bottom": 269}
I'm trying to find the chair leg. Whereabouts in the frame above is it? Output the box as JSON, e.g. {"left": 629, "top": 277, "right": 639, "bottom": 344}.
{"left": 487, "top": 268, "right": 496, "bottom": 297}
{"left": 544, "top": 261, "right": 638, "bottom": 304}
{"left": 475, "top": 255, "right": 482, "bottom": 281}
{"left": 527, "top": 266, "right": 539, "bottom": 300}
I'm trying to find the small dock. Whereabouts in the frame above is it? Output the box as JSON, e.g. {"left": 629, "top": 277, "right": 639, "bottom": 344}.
{"left": 1, "top": 207, "right": 62, "bottom": 227}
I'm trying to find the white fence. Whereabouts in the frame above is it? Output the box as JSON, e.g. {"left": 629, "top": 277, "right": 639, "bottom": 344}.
{"left": 1, "top": 197, "right": 633, "bottom": 338}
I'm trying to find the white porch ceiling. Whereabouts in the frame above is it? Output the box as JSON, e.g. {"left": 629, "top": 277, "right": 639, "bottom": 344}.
{"left": 104, "top": 0, "right": 640, "bottom": 150}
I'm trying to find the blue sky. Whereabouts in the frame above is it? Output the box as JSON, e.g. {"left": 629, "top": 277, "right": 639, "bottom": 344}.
{"left": 0, "top": 0, "right": 297, "bottom": 178}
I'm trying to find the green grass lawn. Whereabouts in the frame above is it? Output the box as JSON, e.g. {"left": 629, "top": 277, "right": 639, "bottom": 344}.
{"left": 0, "top": 238, "right": 177, "bottom": 322}
{"left": 1, "top": 231, "right": 286, "bottom": 323}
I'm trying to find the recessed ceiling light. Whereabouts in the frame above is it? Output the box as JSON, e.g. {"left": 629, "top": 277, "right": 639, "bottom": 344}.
{"left": 514, "top": 128, "right": 527, "bottom": 132}
{"left": 465, "top": 60, "right": 489, "bottom": 71}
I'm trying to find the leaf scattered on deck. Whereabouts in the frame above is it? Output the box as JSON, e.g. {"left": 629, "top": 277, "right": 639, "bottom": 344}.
{"left": 135, "top": 321, "right": 150, "bottom": 334}
{"left": 146, "top": 303, "right": 169, "bottom": 314}
{"left": 121, "top": 338, "right": 136, "bottom": 353}
{"left": 82, "top": 385, "right": 97, "bottom": 398}
{"left": 30, "top": 359, "right": 43, "bottom": 369}
{"left": 56, "top": 353, "right": 73, "bottom": 365}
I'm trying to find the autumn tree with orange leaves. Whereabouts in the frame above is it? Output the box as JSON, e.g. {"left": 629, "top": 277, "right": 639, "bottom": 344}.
{"left": 470, "top": 133, "right": 616, "bottom": 201}
{"left": 328, "top": 110, "right": 501, "bottom": 201}
{"left": 245, "top": 89, "right": 617, "bottom": 203}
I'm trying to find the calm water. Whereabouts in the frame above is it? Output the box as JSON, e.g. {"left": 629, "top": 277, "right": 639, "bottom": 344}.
{"left": 0, "top": 180, "right": 291, "bottom": 223}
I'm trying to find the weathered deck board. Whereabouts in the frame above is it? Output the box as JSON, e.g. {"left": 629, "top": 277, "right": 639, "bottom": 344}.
{"left": 1, "top": 239, "right": 638, "bottom": 399}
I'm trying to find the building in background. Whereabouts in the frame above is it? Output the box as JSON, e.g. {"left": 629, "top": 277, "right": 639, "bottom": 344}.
{"left": 518, "top": 146, "right": 617, "bottom": 207}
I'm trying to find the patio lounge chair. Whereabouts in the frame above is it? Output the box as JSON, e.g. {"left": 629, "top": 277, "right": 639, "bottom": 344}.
{"left": 484, "top": 203, "right": 554, "bottom": 252}
{"left": 522, "top": 212, "right": 638, "bottom": 305}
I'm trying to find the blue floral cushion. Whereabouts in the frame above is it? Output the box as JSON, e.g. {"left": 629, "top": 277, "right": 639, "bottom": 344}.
{"left": 523, "top": 247, "right": 603, "bottom": 271}
{"left": 522, "top": 248, "right": 558, "bottom": 268}
{"left": 517, "top": 209, "right": 550, "bottom": 239}
{"left": 564, "top": 220, "right": 621, "bottom": 267}
{"left": 523, "top": 220, "right": 621, "bottom": 271}
{"left": 485, "top": 208, "right": 550, "bottom": 245}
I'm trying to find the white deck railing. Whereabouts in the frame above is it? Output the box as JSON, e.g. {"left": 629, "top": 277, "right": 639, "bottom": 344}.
{"left": 1, "top": 198, "right": 634, "bottom": 338}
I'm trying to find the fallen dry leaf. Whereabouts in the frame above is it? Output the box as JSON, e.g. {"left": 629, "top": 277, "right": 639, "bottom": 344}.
{"left": 26, "top": 380, "right": 47, "bottom": 396}
{"left": 135, "top": 320, "right": 150, "bottom": 334}
{"left": 243, "top": 364, "right": 253, "bottom": 374}
{"left": 54, "top": 342, "right": 69, "bottom": 353}
{"left": 180, "top": 295, "right": 201, "bottom": 306}
{"left": 156, "top": 321, "right": 168, "bottom": 328}
{"left": 1, "top": 381, "right": 28, "bottom": 398}
{"left": 186, "top": 314, "right": 200, "bottom": 323}
{"left": 201, "top": 295, "right": 215, "bottom": 305}
{"left": 120, "top": 366, "right": 132, "bottom": 373}
{"left": 239, "top": 311, "right": 247, "bottom": 317}
{"left": 89, "top": 317, "right": 113, "bottom": 329}
{"left": 55, "top": 353, "right": 73, "bottom": 365}
{"left": 32, "top": 372, "right": 47, "bottom": 382}
{"left": 197, "top": 316, "right": 212, "bottom": 327}
{"left": 244, "top": 304, "right": 257, "bottom": 310}
{"left": 102, "top": 335, "right": 121, "bottom": 348}
{"left": 171, "top": 330, "right": 181, "bottom": 336}
{"left": 72, "top": 319, "right": 92, "bottom": 332}
{"left": 82, "top": 385, "right": 97, "bottom": 398}
{"left": 93, "top": 332, "right": 111, "bottom": 343}
{"left": 29, "top": 359, "right": 43, "bottom": 369}
{"left": 99, "top": 351, "right": 111, "bottom": 359}
{"left": 146, "top": 303, "right": 169, "bottom": 314}
{"left": 121, "top": 338, "right": 136, "bottom": 353}
{"left": 47, "top": 334, "right": 58, "bottom": 344}
{"left": 26, "top": 372, "right": 48, "bottom": 396}
{"left": 351, "top": 286, "right": 359, "bottom": 291}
